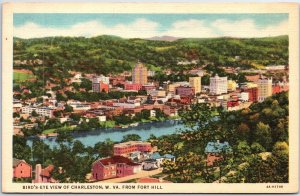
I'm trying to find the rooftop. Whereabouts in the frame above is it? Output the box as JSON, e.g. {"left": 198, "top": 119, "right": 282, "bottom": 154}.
{"left": 40, "top": 165, "right": 55, "bottom": 177}
{"left": 114, "top": 141, "right": 151, "bottom": 148}
{"left": 13, "top": 158, "right": 28, "bottom": 168}
{"left": 205, "top": 141, "right": 232, "bottom": 154}
{"left": 96, "top": 156, "right": 140, "bottom": 166}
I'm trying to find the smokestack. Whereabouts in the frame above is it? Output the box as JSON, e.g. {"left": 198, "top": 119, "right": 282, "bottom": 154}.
{"left": 34, "top": 164, "right": 42, "bottom": 183}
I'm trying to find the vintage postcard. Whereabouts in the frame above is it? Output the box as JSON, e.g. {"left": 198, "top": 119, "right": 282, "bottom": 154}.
{"left": 2, "top": 2, "right": 299, "bottom": 193}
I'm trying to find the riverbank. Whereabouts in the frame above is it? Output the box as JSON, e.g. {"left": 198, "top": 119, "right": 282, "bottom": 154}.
{"left": 42, "top": 116, "right": 181, "bottom": 135}
{"left": 29, "top": 120, "right": 184, "bottom": 148}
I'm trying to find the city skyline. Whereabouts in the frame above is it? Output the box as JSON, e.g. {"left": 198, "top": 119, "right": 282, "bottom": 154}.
{"left": 14, "top": 13, "right": 288, "bottom": 39}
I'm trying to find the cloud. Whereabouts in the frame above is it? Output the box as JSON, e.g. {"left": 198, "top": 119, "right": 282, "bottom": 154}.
{"left": 164, "top": 19, "right": 218, "bottom": 38}
{"left": 211, "top": 19, "right": 288, "bottom": 38}
{"left": 14, "top": 18, "right": 288, "bottom": 39}
{"left": 14, "top": 18, "right": 160, "bottom": 39}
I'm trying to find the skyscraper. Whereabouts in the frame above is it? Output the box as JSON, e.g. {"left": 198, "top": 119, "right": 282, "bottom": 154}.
{"left": 132, "top": 62, "right": 148, "bottom": 85}
{"left": 209, "top": 74, "right": 228, "bottom": 95}
{"left": 189, "top": 76, "right": 201, "bottom": 94}
{"left": 257, "top": 76, "right": 272, "bottom": 102}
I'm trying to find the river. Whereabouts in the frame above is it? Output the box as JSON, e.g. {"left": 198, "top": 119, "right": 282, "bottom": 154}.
{"left": 28, "top": 120, "right": 185, "bottom": 148}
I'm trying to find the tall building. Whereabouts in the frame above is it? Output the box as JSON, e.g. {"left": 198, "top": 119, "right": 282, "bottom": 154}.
{"left": 92, "top": 76, "right": 110, "bottom": 93}
{"left": 209, "top": 74, "right": 228, "bottom": 95}
{"left": 132, "top": 62, "right": 148, "bottom": 85}
{"left": 257, "top": 77, "right": 272, "bottom": 102}
{"left": 189, "top": 76, "right": 201, "bottom": 94}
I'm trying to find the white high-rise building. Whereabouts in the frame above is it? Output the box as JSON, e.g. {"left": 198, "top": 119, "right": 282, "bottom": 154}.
{"left": 209, "top": 74, "right": 228, "bottom": 95}
{"left": 257, "top": 77, "right": 272, "bottom": 102}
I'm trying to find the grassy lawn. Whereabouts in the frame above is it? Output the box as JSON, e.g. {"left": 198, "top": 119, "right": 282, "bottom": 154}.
{"left": 13, "top": 71, "right": 34, "bottom": 82}
{"left": 42, "top": 125, "right": 75, "bottom": 134}
{"left": 42, "top": 128, "right": 56, "bottom": 134}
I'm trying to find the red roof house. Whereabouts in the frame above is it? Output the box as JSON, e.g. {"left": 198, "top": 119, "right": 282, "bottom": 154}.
{"left": 33, "top": 164, "right": 56, "bottom": 183}
{"left": 13, "top": 158, "right": 32, "bottom": 179}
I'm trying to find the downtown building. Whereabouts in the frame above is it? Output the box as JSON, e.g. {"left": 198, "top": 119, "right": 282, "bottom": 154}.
{"left": 21, "top": 106, "right": 54, "bottom": 118}
{"left": 189, "top": 76, "right": 201, "bottom": 94}
{"left": 92, "top": 75, "right": 110, "bottom": 93}
{"left": 132, "top": 62, "right": 148, "bottom": 85}
{"left": 209, "top": 74, "right": 228, "bottom": 95}
{"left": 257, "top": 76, "right": 272, "bottom": 102}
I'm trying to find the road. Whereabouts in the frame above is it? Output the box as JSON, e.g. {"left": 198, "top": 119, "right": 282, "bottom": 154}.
{"left": 96, "top": 168, "right": 163, "bottom": 183}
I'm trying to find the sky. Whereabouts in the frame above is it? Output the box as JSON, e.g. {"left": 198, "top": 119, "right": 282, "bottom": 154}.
{"left": 13, "top": 13, "right": 289, "bottom": 39}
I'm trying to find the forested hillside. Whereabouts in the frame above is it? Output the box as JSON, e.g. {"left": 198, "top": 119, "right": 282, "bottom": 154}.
{"left": 151, "top": 92, "right": 289, "bottom": 183}
{"left": 13, "top": 35, "right": 288, "bottom": 77}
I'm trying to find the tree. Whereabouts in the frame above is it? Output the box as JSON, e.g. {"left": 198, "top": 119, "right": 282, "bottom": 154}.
{"left": 235, "top": 141, "right": 251, "bottom": 161}
{"left": 64, "top": 105, "right": 73, "bottom": 113}
{"left": 13, "top": 136, "right": 31, "bottom": 162}
{"left": 45, "top": 118, "right": 62, "bottom": 129}
{"left": 237, "top": 123, "right": 250, "bottom": 140}
{"left": 56, "top": 131, "right": 74, "bottom": 144}
{"left": 94, "top": 139, "right": 114, "bottom": 158}
{"left": 179, "top": 103, "right": 214, "bottom": 131}
{"left": 87, "top": 118, "right": 99, "bottom": 129}
{"left": 271, "top": 142, "right": 288, "bottom": 182}
{"left": 70, "top": 113, "right": 81, "bottom": 122}
{"left": 250, "top": 142, "right": 265, "bottom": 154}
{"left": 201, "top": 75, "right": 210, "bottom": 85}
{"left": 162, "top": 152, "right": 204, "bottom": 183}
{"left": 56, "top": 93, "right": 68, "bottom": 102}
{"left": 80, "top": 78, "right": 92, "bottom": 91}
{"left": 31, "top": 110, "right": 38, "bottom": 117}
{"left": 72, "top": 140, "right": 85, "bottom": 155}
{"left": 254, "top": 122, "right": 272, "bottom": 150}
{"left": 121, "top": 134, "right": 141, "bottom": 142}
{"left": 13, "top": 112, "right": 20, "bottom": 118}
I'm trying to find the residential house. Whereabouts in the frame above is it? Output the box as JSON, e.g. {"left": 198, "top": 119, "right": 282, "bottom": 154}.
{"left": 142, "top": 159, "right": 159, "bottom": 170}
{"left": 150, "top": 152, "right": 176, "bottom": 167}
{"left": 205, "top": 141, "right": 232, "bottom": 166}
{"left": 13, "top": 158, "right": 32, "bottom": 179}
{"left": 33, "top": 164, "right": 56, "bottom": 183}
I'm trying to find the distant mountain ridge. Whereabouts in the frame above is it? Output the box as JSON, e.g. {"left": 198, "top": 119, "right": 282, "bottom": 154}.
{"left": 146, "top": 36, "right": 181, "bottom": 42}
